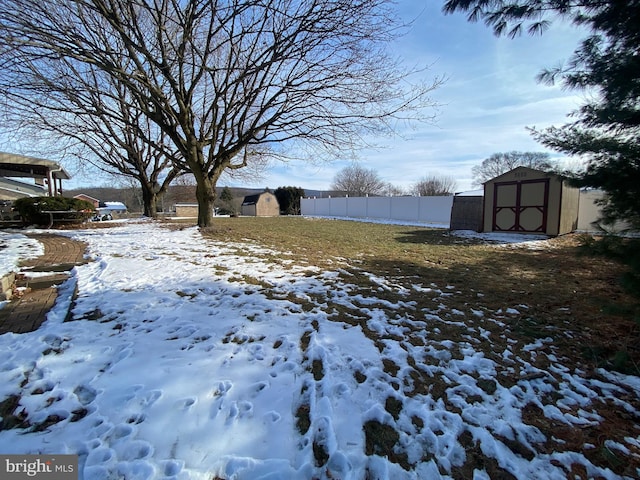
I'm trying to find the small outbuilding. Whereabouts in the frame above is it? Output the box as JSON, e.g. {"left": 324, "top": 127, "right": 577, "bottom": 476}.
{"left": 483, "top": 166, "right": 579, "bottom": 236}
{"left": 241, "top": 192, "right": 280, "bottom": 217}
{"left": 74, "top": 194, "right": 100, "bottom": 208}
{"left": 174, "top": 203, "right": 199, "bottom": 218}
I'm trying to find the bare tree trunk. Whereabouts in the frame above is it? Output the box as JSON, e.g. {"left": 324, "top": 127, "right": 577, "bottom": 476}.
{"left": 195, "top": 175, "right": 216, "bottom": 228}
{"left": 140, "top": 183, "right": 159, "bottom": 218}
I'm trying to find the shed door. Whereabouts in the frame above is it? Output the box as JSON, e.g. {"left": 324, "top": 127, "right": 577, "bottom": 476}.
{"left": 492, "top": 179, "right": 549, "bottom": 233}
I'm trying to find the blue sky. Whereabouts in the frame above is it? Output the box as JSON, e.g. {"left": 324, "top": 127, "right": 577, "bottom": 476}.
{"left": 234, "top": 1, "right": 586, "bottom": 193}
{"left": 3, "top": 1, "right": 586, "bottom": 193}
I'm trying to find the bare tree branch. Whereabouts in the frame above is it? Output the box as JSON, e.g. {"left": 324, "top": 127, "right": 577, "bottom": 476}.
{"left": 331, "top": 164, "right": 387, "bottom": 197}
{"left": 0, "top": 0, "right": 443, "bottom": 226}
{"left": 411, "top": 174, "right": 457, "bottom": 196}
{"left": 471, "top": 151, "right": 556, "bottom": 186}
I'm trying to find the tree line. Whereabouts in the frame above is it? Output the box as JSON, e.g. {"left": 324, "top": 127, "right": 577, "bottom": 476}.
{"left": 330, "top": 164, "right": 458, "bottom": 197}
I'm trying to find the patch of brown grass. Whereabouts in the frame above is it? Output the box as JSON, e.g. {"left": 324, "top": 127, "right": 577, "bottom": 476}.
{"left": 200, "top": 217, "right": 639, "bottom": 372}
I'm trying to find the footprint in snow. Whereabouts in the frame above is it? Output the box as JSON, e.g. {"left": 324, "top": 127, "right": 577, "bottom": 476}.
{"left": 102, "top": 346, "right": 134, "bottom": 372}
{"left": 91, "top": 419, "right": 115, "bottom": 439}
{"left": 84, "top": 438, "right": 102, "bottom": 451}
{"left": 238, "top": 401, "right": 253, "bottom": 418}
{"left": 106, "top": 423, "right": 135, "bottom": 442}
{"left": 209, "top": 380, "right": 233, "bottom": 420}
{"left": 41, "top": 334, "right": 65, "bottom": 350}
{"left": 264, "top": 411, "right": 281, "bottom": 423}
{"left": 175, "top": 397, "right": 197, "bottom": 411}
{"left": 116, "top": 384, "right": 144, "bottom": 404}
{"left": 210, "top": 398, "right": 224, "bottom": 420}
{"left": 213, "top": 380, "right": 233, "bottom": 396}
{"left": 226, "top": 402, "right": 239, "bottom": 424}
{"left": 142, "top": 389, "right": 162, "bottom": 407}
{"left": 247, "top": 343, "right": 265, "bottom": 361}
{"left": 31, "top": 380, "right": 55, "bottom": 395}
{"left": 74, "top": 384, "right": 98, "bottom": 405}
{"left": 225, "top": 401, "right": 253, "bottom": 424}
{"left": 160, "top": 459, "right": 184, "bottom": 477}
{"left": 127, "top": 413, "right": 146, "bottom": 425}
{"left": 270, "top": 361, "right": 297, "bottom": 378}
{"left": 333, "top": 383, "right": 350, "bottom": 397}
{"left": 249, "top": 381, "right": 269, "bottom": 398}
{"left": 115, "top": 440, "right": 154, "bottom": 461}
{"left": 114, "top": 347, "right": 133, "bottom": 364}
{"left": 26, "top": 364, "right": 44, "bottom": 381}
{"left": 84, "top": 446, "right": 116, "bottom": 467}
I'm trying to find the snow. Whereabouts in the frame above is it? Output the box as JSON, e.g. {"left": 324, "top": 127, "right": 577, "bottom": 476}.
{"left": 0, "top": 222, "right": 639, "bottom": 480}
{"left": 454, "top": 190, "right": 484, "bottom": 197}
{"left": 451, "top": 230, "right": 551, "bottom": 248}
{"left": 0, "top": 232, "right": 44, "bottom": 278}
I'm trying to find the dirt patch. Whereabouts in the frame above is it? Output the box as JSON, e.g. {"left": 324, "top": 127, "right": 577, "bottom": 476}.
{"left": 0, "top": 395, "right": 29, "bottom": 430}
{"left": 363, "top": 420, "right": 410, "bottom": 470}
{"left": 295, "top": 404, "right": 311, "bottom": 435}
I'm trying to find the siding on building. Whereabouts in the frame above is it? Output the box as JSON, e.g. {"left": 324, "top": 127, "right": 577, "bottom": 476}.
{"left": 241, "top": 192, "right": 280, "bottom": 216}
{"left": 174, "top": 203, "right": 199, "bottom": 217}
{"left": 483, "top": 167, "right": 579, "bottom": 236}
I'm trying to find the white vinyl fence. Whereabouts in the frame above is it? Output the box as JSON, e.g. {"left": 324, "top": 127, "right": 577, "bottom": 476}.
{"left": 301, "top": 196, "right": 454, "bottom": 226}
{"left": 302, "top": 190, "right": 633, "bottom": 234}
{"left": 577, "top": 190, "right": 632, "bottom": 232}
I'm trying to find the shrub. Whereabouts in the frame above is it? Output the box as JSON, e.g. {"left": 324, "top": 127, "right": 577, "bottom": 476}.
{"left": 274, "top": 186, "right": 305, "bottom": 215}
{"left": 13, "top": 196, "right": 95, "bottom": 225}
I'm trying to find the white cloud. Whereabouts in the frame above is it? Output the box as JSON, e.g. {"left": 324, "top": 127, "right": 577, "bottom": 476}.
{"left": 3, "top": 1, "right": 589, "bottom": 194}
{"left": 241, "top": 3, "right": 588, "bottom": 193}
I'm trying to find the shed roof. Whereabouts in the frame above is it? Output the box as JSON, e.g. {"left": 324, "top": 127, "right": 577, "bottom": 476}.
{"left": 483, "top": 167, "right": 567, "bottom": 185}
{"left": 242, "top": 193, "right": 264, "bottom": 205}
{"left": 483, "top": 166, "right": 559, "bottom": 184}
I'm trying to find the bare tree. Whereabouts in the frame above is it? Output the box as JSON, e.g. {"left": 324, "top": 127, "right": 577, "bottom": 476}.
{"left": 383, "top": 183, "right": 406, "bottom": 197}
{"left": 471, "top": 151, "right": 556, "bottom": 186}
{"left": 0, "top": 44, "right": 182, "bottom": 217}
{"left": 331, "top": 164, "right": 386, "bottom": 197}
{"left": 0, "top": 0, "right": 443, "bottom": 227}
{"left": 412, "top": 174, "right": 457, "bottom": 196}
{"left": 68, "top": 96, "right": 181, "bottom": 218}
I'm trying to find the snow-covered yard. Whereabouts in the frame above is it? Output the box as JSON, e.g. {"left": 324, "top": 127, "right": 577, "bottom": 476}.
{"left": 0, "top": 221, "right": 639, "bottom": 479}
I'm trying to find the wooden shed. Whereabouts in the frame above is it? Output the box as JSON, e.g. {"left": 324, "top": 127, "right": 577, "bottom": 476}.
{"left": 483, "top": 167, "right": 579, "bottom": 236}
{"left": 241, "top": 192, "right": 280, "bottom": 216}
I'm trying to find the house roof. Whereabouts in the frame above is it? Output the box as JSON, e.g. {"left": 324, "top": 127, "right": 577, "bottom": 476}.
{"left": 74, "top": 194, "right": 100, "bottom": 203}
{"left": 0, "top": 152, "right": 71, "bottom": 180}
{"left": 0, "top": 177, "right": 47, "bottom": 197}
